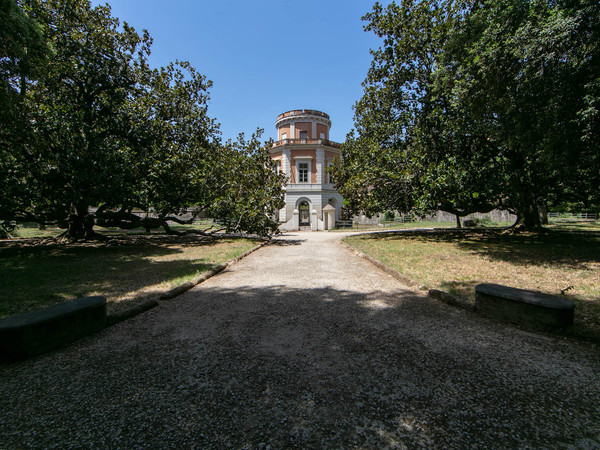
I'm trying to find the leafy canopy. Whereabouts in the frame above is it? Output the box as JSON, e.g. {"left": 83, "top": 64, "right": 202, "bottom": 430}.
{"left": 1, "top": 0, "right": 284, "bottom": 238}
{"left": 334, "top": 0, "right": 599, "bottom": 229}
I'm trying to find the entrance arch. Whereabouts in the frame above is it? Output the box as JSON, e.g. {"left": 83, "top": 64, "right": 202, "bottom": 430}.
{"left": 298, "top": 200, "right": 310, "bottom": 226}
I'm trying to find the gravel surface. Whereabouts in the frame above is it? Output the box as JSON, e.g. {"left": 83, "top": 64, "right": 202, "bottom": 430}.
{"left": 1, "top": 231, "right": 599, "bottom": 448}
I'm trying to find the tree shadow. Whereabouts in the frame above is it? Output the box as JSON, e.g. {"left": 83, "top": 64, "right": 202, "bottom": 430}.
{"left": 0, "top": 233, "right": 228, "bottom": 256}
{"left": 1, "top": 284, "right": 598, "bottom": 448}
{"left": 0, "top": 235, "right": 256, "bottom": 318}
{"left": 357, "top": 228, "right": 600, "bottom": 268}
{"left": 270, "top": 238, "right": 306, "bottom": 246}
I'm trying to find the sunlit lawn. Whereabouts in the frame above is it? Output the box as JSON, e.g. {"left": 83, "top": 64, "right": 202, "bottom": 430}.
{"left": 345, "top": 224, "right": 600, "bottom": 340}
{"left": 0, "top": 234, "right": 258, "bottom": 319}
{"left": 332, "top": 220, "right": 516, "bottom": 231}
{"left": 8, "top": 220, "right": 220, "bottom": 239}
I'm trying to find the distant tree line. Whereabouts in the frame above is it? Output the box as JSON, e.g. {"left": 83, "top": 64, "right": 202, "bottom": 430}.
{"left": 332, "top": 0, "right": 599, "bottom": 230}
{"left": 1, "top": 0, "right": 285, "bottom": 239}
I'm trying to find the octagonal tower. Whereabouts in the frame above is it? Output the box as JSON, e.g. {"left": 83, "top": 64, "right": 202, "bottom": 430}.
{"left": 270, "top": 109, "right": 343, "bottom": 231}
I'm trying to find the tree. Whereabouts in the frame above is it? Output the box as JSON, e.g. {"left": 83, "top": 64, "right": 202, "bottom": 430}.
{"left": 334, "top": 0, "right": 505, "bottom": 224}
{"left": 4, "top": 0, "right": 154, "bottom": 238}
{"left": 446, "top": 0, "right": 600, "bottom": 228}
{"left": 1, "top": 0, "right": 285, "bottom": 238}
{"left": 0, "top": 0, "right": 47, "bottom": 235}
{"left": 209, "top": 131, "right": 286, "bottom": 236}
{"left": 335, "top": 0, "right": 600, "bottom": 230}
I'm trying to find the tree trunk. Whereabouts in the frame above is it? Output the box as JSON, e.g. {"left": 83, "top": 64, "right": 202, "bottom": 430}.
{"left": 66, "top": 212, "right": 85, "bottom": 240}
{"left": 83, "top": 213, "right": 97, "bottom": 239}
{"left": 65, "top": 203, "right": 98, "bottom": 240}
{"left": 537, "top": 200, "right": 548, "bottom": 225}
{"left": 512, "top": 191, "right": 543, "bottom": 231}
{"left": 455, "top": 214, "right": 462, "bottom": 228}
{"left": 508, "top": 156, "right": 543, "bottom": 231}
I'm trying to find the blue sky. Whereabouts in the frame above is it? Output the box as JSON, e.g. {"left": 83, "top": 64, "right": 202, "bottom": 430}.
{"left": 89, "top": 0, "right": 387, "bottom": 143}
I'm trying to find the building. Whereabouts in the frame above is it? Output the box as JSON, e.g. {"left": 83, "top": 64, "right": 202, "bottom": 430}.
{"left": 270, "top": 109, "right": 344, "bottom": 231}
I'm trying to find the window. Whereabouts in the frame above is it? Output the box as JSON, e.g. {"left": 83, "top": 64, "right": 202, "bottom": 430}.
{"left": 320, "top": 132, "right": 325, "bottom": 139}
{"left": 273, "top": 160, "right": 281, "bottom": 174}
{"left": 327, "top": 161, "right": 334, "bottom": 184}
{"left": 298, "top": 162, "right": 309, "bottom": 183}
{"left": 299, "top": 131, "right": 308, "bottom": 140}
{"left": 281, "top": 132, "right": 287, "bottom": 140}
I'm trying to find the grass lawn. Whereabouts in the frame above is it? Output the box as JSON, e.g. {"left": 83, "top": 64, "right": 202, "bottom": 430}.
{"left": 0, "top": 234, "right": 258, "bottom": 319}
{"left": 9, "top": 219, "right": 221, "bottom": 239}
{"left": 344, "top": 224, "right": 600, "bottom": 340}
{"left": 332, "top": 220, "right": 515, "bottom": 232}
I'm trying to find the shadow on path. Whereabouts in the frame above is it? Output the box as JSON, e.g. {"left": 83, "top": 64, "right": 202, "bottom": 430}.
{"left": 0, "top": 285, "right": 598, "bottom": 448}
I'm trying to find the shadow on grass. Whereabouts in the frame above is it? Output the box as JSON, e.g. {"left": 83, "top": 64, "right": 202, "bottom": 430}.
{"left": 439, "top": 280, "right": 481, "bottom": 300}
{"left": 358, "top": 228, "right": 600, "bottom": 269}
{"left": 0, "top": 235, "right": 251, "bottom": 319}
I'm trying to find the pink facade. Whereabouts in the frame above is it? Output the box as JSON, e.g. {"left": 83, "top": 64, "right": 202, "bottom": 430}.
{"left": 294, "top": 122, "right": 312, "bottom": 138}
{"left": 317, "top": 123, "right": 328, "bottom": 139}
{"left": 270, "top": 109, "right": 344, "bottom": 230}
{"left": 278, "top": 125, "right": 290, "bottom": 140}
{"left": 289, "top": 149, "right": 317, "bottom": 183}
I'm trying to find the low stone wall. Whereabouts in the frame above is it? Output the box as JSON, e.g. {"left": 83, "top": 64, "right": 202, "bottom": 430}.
{"left": 0, "top": 296, "right": 107, "bottom": 360}
{"left": 475, "top": 284, "right": 574, "bottom": 331}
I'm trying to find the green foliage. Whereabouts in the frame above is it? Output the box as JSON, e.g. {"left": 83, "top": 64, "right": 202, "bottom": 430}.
{"left": 337, "top": 0, "right": 600, "bottom": 230}
{"left": 0, "top": 0, "right": 48, "bottom": 223}
{"left": 0, "top": 221, "right": 18, "bottom": 239}
{"left": 208, "top": 131, "right": 286, "bottom": 237}
{"left": 1, "top": 0, "right": 284, "bottom": 238}
{"left": 384, "top": 210, "right": 395, "bottom": 221}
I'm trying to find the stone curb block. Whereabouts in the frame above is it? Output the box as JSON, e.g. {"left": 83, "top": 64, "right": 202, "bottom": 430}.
{"left": 0, "top": 296, "right": 107, "bottom": 360}
{"left": 105, "top": 240, "right": 269, "bottom": 326}
{"left": 343, "top": 237, "right": 599, "bottom": 345}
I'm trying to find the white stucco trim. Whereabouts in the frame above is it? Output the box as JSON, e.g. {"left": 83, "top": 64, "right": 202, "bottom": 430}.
{"left": 276, "top": 115, "right": 332, "bottom": 130}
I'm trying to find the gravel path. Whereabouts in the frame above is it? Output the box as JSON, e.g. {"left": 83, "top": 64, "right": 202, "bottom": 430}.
{"left": 1, "top": 231, "right": 599, "bottom": 448}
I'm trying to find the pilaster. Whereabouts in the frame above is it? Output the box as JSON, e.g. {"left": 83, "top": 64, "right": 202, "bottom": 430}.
{"left": 282, "top": 148, "right": 291, "bottom": 177}
{"left": 316, "top": 148, "right": 324, "bottom": 185}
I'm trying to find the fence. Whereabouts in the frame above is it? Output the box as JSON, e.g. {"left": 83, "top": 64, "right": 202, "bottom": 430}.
{"left": 548, "top": 212, "right": 598, "bottom": 221}
{"left": 334, "top": 209, "right": 520, "bottom": 229}
{"left": 376, "top": 210, "right": 517, "bottom": 227}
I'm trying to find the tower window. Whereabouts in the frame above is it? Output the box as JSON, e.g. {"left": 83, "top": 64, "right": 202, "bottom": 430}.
{"left": 298, "top": 162, "right": 309, "bottom": 183}
{"left": 327, "top": 161, "right": 334, "bottom": 184}
{"left": 281, "top": 132, "right": 287, "bottom": 140}
{"left": 299, "top": 131, "right": 308, "bottom": 139}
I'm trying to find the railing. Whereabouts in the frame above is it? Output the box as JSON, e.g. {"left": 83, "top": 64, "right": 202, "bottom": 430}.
{"left": 335, "top": 220, "right": 353, "bottom": 228}
{"left": 277, "top": 109, "right": 330, "bottom": 120}
{"left": 272, "top": 138, "right": 342, "bottom": 149}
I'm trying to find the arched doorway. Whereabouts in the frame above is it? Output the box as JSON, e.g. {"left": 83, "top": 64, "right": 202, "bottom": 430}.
{"left": 298, "top": 200, "right": 310, "bottom": 226}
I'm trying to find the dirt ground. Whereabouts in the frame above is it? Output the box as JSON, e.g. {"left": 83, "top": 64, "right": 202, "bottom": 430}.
{"left": 0, "top": 231, "right": 599, "bottom": 448}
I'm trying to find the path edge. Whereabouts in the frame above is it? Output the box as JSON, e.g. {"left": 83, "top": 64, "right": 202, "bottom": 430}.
{"left": 341, "top": 237, "right": 599, "bottom": 345}
{"left": 341, "top": 238, "right": 479, "bottom": 312}
{"left": 106, "top": 239, "right": 270, "bottom": 326}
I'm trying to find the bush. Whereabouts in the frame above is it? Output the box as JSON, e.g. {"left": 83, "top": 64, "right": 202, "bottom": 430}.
{"left": 384, "top": 211, "right": 395, "bottom": 221}
{"left": 464, "top": 217, "right": 494, "bottom": 227}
